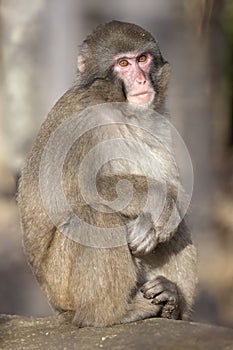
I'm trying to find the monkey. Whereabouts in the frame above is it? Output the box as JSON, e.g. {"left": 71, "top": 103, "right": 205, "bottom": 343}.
{"left": 18, "top": 21, "right": 197, "bottom": 327}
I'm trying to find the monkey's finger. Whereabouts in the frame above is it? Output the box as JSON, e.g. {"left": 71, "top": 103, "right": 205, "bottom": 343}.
{"left": 129, "top": 231, "right": 149, "bottom": 253}
{"left": 129, "top": 230, "right": 158, "bottom": 256}
{"left": 141, "top": 276, "right": 178, "bottom": 300}
{"left": 130, "top": 239, "right": 157, "bottom": 256}
{"left": 127, "top": 212, "right": 152, "bottom": 242}
{"left": 141, "top": 275, "right": 166, "bottom": 292}
{"left": 128, "top": 232, "right": 144, "bottom": 247}
{"left": 142, "top": 283, "right": 165, "bottom": 299}
{"left": 152, "top": 291, "right": 177, "bottom": 305}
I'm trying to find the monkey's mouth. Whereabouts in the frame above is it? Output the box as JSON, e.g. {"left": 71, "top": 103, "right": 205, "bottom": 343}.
{"left": 131, "top": 91, "right": 149, "bottom": 96}
{"left": 128, "top": 91, "right": 154, "bottom": 105}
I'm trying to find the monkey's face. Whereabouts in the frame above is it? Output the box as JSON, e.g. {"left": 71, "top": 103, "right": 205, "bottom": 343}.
{"left": 77, "top": 21, "right": 170, "bottom": 108}
{"left": 113, "top": 52, "right": 155, "bottom": 106}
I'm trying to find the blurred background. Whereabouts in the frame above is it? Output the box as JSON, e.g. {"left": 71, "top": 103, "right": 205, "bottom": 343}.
{"left": 0, "top": 0, "right": 233, "bottom": 328}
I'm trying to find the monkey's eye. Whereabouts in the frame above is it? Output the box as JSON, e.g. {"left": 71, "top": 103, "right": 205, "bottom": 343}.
{"left": 119, "top": 59, "right": 129, "bottom": 67}
{"left": 138, "top": 55, "right": 147, "bottom": 63}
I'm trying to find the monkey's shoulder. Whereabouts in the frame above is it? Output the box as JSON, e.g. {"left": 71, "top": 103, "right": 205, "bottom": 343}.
{"left": 43, "top": 86, "right": 84, "bottom": 129}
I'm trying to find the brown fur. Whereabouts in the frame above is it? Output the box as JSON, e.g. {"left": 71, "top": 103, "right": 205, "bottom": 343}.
{"left": 18, "top": 21, "right": 197, "bottom": 327}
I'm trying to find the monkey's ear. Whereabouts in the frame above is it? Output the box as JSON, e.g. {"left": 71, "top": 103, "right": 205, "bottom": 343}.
{"left": 77, "top": 55, "right": 86, "bottom": 73}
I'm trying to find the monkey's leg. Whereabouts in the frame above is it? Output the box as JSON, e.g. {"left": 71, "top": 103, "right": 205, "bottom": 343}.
{"left": 121, "top": 289, "right": 162, "bottom": 323}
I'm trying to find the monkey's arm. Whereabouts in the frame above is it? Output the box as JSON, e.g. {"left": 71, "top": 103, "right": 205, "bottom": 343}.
{"left": 126, "top": 188, "right": 181, "bottom": 256}
{"left": 96, "top": 174, "right": 180, "bottom": 256}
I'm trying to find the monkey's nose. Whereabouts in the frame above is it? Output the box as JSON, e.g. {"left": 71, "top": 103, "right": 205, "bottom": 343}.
{"left": 136, "top": 78, "right": 147, "bottom": 85}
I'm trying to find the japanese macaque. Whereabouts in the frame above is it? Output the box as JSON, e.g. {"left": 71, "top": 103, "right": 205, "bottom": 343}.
{"left": 18, "top": 21, "right": 197, "bottom": 327}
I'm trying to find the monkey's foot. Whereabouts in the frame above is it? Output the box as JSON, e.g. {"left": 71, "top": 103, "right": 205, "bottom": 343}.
{"left": 141, "top": 276, "right": 181, "bottom": 319}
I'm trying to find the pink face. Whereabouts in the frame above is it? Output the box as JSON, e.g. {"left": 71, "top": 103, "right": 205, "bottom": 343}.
{"left": 114, "top": 52, "right": 155, "bottom": 106}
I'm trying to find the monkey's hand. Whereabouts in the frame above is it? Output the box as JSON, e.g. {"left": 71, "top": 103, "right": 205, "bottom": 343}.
{"left": 141, "top": 276, "right": 181, "bottom": 319}
{"left": 127, "top": 212, "right": 173, "bottom": 256}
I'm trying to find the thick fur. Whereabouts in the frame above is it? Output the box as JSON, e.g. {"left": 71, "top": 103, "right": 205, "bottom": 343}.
{"left": 18, "top": 21, "right": 197, "bottom": 327}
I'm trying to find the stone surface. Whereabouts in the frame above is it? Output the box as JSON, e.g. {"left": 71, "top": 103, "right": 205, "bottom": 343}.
{"left": 1, "top": 314, "right": 233, "bottom": 350}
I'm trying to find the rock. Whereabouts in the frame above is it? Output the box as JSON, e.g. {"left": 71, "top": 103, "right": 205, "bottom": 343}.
{"left": 0, "top": 314, "right": 233, "bottom": 350}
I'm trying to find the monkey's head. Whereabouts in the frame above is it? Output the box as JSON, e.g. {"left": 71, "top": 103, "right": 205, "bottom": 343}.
{"left": 77, "top": 21, "right": 170, "bottom": 108}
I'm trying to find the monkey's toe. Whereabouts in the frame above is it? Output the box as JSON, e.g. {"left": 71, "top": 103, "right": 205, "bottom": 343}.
{"left": 160, "top": 302, "right": 180, "bottom": 319}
